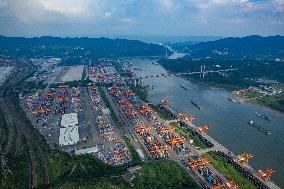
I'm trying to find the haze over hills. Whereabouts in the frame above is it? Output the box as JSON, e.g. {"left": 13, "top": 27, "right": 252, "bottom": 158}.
{"left": 173, "top": 35, "right": 284, "bottom": 59}
{"left": 116, "top": 35, "right": 224, "bottom": 44}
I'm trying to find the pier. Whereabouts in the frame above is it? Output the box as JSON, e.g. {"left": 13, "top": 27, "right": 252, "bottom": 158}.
{"left": 156, "top": 102, "right": 280, "bottom": 189}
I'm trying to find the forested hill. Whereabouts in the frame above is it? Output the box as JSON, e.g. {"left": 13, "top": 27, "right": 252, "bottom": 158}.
{"left": 173, "top": 35, "right": 284, "bottom": 59}
{"left": 0, "top": 36, "right": 168, "bottom": 58}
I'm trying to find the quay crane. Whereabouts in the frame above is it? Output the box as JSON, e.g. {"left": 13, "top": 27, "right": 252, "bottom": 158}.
{"left": 236, "top": 153, "right": 253, "bottom": 165}
{"left": 160, "top": 98, "right": 169, "bottom": 106}
{"left": 211, "top": 180, "right": 239, "bottom": 189}
{"left": 198, "top": 125, "right": 209, "bottom": 134}
{"left": 257, "top": 168, "right": 275, "bottom": 181}
{"left": 178, "top": 112, "right": 196, "bottom": 123}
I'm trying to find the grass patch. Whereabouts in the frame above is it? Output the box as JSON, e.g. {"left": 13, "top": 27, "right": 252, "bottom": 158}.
{"left": 203, "top": 152, "right": 257, "bottom": 189}
{"left": 0, "top": 136, "right": 30, "bottom": 189}
{"left": 133, "top": 161, "right": 201, "bottom": 189}
{"left": 2, "top": 80, "right": 201, "bottom": 189}
{"left": 0, "top": 111, "right": 8, "bottom": 148}
{"left": 170, "top": 123, "right": 207, "bottom": 149}
{"left": 113, "top": 62, "right": 132, "bottom": 78}
{"left": 130, "top": 84, "right": 148, "bottom": 102}
{"left": 123, "top": 136, "right": 142, "bottom": 165}
{"left": 97, "top": 86, "right": 123, "bottom": 128}
{"left": 257, "top": 92, "right": 284, "bottom": 113}
{"left": 150, "top": 105, "right": 172, "bottom": 120}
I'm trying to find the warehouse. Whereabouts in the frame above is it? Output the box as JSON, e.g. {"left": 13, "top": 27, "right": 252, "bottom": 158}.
{"left": 59, "top": 113, "right": 79, "bottom": 146}
{"left": 75, "top": 146, "right": 98, "bottom": 155}
{"left": 61, "top": 113, "right": 78, "bottom": 127}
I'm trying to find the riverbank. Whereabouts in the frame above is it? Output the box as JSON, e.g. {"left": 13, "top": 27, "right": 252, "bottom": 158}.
{"left": 158, "top": 56, "right": 284, "bottom": 114}
{"left": 203, "top": 152, "right": 257, "bottom": 189}
{"left": 233, "top": 91, "right": 284, "bottom": 116}
{"left": 129, "top": 57, "right": 284, "bottom": 187}
{"left": 179, "top": 71, "right": 284, "bottom": 114}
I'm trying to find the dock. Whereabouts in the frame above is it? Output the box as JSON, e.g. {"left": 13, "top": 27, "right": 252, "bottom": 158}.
{"left": 156, "top": 102, "right": 280, "bottom": 189}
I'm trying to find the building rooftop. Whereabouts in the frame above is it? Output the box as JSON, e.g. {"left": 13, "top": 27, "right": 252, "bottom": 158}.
{"left": 59, "top": 126, "right": 79, "bottom": 146}
{"left": 75, "top": 146, "right": 98, "bottom": 155}
{"left": 61, "top": 113, "right": 78, "bottom": 127}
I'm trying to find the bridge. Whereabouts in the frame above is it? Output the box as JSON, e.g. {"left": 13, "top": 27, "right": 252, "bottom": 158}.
{"left": 126, "top": 65, "right": 238, "bottom": 81}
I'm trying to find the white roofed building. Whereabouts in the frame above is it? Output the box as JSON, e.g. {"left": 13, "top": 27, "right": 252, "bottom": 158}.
{"left": 61, "top": 113, "right": 78, "bottom": 127}
{"left": 59, "top": 126, "right": 79, "bottom": 146}
{"left": 59, "top": 113, "right": 79, "bottom": 146}
{"left": 75, "top": 146, "right": 98, "bottom": 155}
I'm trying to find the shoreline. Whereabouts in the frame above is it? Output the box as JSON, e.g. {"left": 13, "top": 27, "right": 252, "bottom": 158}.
{"left": 233, "top": 93, "right": 284, "bottom": 117}
{"left": 163, "top": 66, "right": 284, "bottom": 116}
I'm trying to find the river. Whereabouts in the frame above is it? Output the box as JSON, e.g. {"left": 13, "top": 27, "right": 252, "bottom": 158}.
{"left": 127, "top": 55, "right": 284, "bottom": 188}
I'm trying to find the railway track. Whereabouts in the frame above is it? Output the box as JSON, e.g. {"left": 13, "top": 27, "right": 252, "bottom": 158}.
{"left": 0, "top": 62, "right": 50, "bottom": 189}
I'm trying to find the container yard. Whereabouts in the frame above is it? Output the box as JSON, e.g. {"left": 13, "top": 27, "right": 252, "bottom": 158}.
{"left": 89, "top": 64, "right": 120, "bottom": 84}
{"left": 15, "top": 59, "right": 281, "bottom": 188}
{"left": 22, "top": 86, "right": 87, "bottom": 147}
{"left": 20, "top": 83, "right": 132, "bottom": 165}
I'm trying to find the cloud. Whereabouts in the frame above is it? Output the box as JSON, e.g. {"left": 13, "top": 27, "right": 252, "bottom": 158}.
{"left": 0, "top": 0, "right": 283, "bottom": 37}
{"left": 104, "top": 11, "right": 112, "bottom": 17}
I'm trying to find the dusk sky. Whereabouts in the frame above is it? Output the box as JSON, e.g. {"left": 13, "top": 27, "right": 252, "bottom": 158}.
{"left": 0, "top": 0, "right": 283, "bottom": 37}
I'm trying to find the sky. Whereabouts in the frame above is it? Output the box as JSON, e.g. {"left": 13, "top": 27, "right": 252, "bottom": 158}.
{"left": 0, "top": 0, "right": 283, "bottom": 37}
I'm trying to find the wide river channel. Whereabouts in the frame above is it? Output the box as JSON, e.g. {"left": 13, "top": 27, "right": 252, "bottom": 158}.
{"left": 128, "top": 54, "right": 284, "bottom": 187}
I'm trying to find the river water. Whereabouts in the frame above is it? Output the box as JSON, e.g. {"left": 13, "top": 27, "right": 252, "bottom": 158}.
{"left": 128, "top": 55, "right": 284, "bottom": 187}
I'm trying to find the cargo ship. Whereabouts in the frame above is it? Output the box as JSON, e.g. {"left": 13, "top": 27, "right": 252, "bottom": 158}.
{"left": 247, "top": 121, "right": 271, "bottom": 135}
{"left": 181, "top": 84, "right": 188, "bottom": 91}
{"left": 255, "top": 112, "right": 271, "bottom": 121}
{"left": 191, "top": 100, "right": 202, "bottom": 110}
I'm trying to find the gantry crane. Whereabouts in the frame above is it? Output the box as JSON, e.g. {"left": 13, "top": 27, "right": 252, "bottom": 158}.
{"left": 166, "top": 137, "right": 185, "bottom": 148}
{"left": 236, "top": 153, "right": 253, "bottom": 165}
{"left": 257, "top": 168, "right": 275, "bottom": 181}
{"left": 158, "top": 127, "right": 174, "bottom": 135}
{"left": 178, "top": 112, "right": 196, "bottom": 123}
{"left": 188, "top": 157, "right": 210, "bottom": 169}
{"left": 198, "top": 125, "right": 209, "bottom": 134}
{"left": 32, "top": 108, "right": 51, "bottom": 117}
{"left": 160, "top": 98, "right": 169, "bottom": 106}
{"left": 135, "top": 126, "right": 151, "bottom": 135}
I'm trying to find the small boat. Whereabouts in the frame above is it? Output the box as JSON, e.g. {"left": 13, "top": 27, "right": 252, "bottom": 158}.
{"left": 191, "top": 100, "right": 202, "bottom": 110}
{"left": 255, "top": 112, "right": 271, "bottom": 121}
{"left": 247, "top": 121, "right": 271, "bottom": 135}
{"left": 181, "top": 84, "right": 188, "bottom": 91}
{"left": 227, "top": 97, "right": 239, "bottom": 104}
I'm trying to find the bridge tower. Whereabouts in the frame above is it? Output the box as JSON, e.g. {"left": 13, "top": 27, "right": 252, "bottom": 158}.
{"left": 200, "top": 65, "right": 206, "bottom": 79}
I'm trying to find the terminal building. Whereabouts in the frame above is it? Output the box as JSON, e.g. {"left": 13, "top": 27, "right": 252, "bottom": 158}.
{"left": 59, "top": 113, "right": 80, "bottom": 146}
